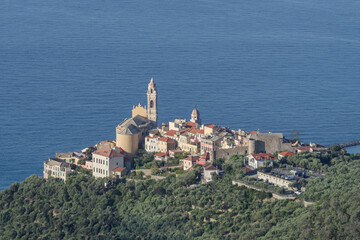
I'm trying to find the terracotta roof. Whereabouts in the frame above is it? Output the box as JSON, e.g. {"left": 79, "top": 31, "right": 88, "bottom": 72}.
{"left": 249, "top": 131, "right": 258, "bottom": 134}
{"left": 186, "top": 122, "right": 197, "bottom": 127}
{"left": 296, "top": 147, "right": 311, "bottom": 151}
{"left": 184, "top": 156, "right": 199, "bottom": 162}
{"left": 180, "top": 131, "right": 188, "bottom": 135}
{"left": 159, "top": 137, "right": 175, "bottom": 143}
{"left": 205, "top": 124, "right": 215, "bottom": 128}
{"left": 112, "top": 167, "right": 126, "bottom": 172}
{"left": 165, "top": 130, "right": 177, "bottom": 137}
{"left": 146, "top": 135, "right": 159, "bottom": 139}
{"left": 115, "top": 147, "right": 125, "bottom": 154}
{"left": 250, "top": 153, "right": 274, "bottom": 161}
{"left": 204, "top": 164, "right": 217, "bottom": 171}
{"left": 279, "top": 151, "right": 296, "bottom": 156}
{"left": 93, "top": 148, "right": 124, "bottom": 158}
{"left": 155, "top": 152, "right": 167, "bottom": 157}
{"left": 244, "top": 166, "right": 255, "bottom": 171}
{"left": 190, "top": 128, "right": 204, "bottom": 134}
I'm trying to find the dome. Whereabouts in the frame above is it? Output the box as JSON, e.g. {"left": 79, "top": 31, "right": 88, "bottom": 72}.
{"left": 191, "top": 108, "right": 200, "bottom": 117}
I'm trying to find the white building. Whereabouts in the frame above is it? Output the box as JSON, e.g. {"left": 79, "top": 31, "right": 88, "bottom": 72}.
{"left": 257, "top": 172, "right": 295, "bottom": 190}
{"left": 203, "top": 164, "right": 219, "bottom": 182}
{"left": 43, "top": 158, "right": 72, "bottom": 181}
{"left": 169, "top": 118, "right": 186, "bottom": 131}
{"left": 247, "top": 153, "right": 274, "bottom": 169}
{"left": 145, "top": 135, "right": 159, "bottom": 152}
{"left": 92, "top": 147, "right": 124, "bottom": 178}
{"left": 183, "top": 156, "right": 199, "bottom": 171}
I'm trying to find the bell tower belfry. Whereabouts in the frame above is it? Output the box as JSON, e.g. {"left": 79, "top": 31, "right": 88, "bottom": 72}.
{"left": 147, "top": 77, "right": 158, "bottom": 126}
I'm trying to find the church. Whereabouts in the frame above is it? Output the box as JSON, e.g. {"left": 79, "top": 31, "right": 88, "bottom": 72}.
{"left": 115, "top": 78, "right": 158, "bottom": 155}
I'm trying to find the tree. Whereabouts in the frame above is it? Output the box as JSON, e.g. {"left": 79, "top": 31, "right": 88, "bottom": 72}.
{"left": 150, "top": 165, "right": 159, "bottom": 174}
{"left": 77, "top": 158, "right": 86, "bottom": 165}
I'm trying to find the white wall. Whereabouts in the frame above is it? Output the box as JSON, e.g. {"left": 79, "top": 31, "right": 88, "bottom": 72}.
{"left": 92, "top": 153, "right": 124, "bottom": 178}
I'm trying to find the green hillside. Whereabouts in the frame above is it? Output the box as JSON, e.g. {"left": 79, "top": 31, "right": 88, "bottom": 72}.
{"left": 1, "top": 152, "right": 360, "bottom": 239}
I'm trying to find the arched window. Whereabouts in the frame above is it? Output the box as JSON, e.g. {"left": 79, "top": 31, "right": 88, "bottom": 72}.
{"left": 150, "top": 100, "right": 154, "bottom": 108}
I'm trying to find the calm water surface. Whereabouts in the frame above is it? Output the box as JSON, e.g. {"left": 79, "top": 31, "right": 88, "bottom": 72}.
{"left": 1, "top": 0, "right": 360, "bottom": 189}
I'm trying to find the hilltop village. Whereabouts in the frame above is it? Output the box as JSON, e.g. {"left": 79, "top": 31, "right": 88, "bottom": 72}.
{"left": 44, "top": 78, "right": 330, "bottom": 194}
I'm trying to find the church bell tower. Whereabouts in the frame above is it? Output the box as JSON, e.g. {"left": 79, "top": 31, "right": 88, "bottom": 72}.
{"left": 147, "top": 77, "right": 158, "bottom": 126}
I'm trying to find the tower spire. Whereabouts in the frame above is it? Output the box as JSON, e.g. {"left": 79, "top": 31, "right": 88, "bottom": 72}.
{"left": 147, "top": 77, "right": 158, "bottom": 126}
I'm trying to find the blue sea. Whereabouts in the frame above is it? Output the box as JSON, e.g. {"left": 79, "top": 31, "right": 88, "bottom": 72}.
{"left": 1, "top": 0, "right": 360, "bottom": 190}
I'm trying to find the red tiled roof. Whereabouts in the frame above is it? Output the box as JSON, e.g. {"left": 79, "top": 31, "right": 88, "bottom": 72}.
{"left": 199, "top": 130, "right": 205, "bottom": 134}
{"left": 205, "top": 124, "right": 215, "bottom": 128}
{"left": 189, "top": 128, "right": 200, "bottom": 134}
{"left": 204, "top": 164, "right": 217, "bottom": 171}
{"left": 250, "top": 153, "right": 274, "bottom": 161}
{"left": 155, "top": 152, "right": 167, "bottom": 157}
{"left": 112, "top": 167, "right": 126, "bottom": 172}
{"left": 159, "top": 137, "right": 175, "bottom": 143}
{"left": 93, "top": 148, "right": 124, "bottom": 158}
{"left": 184, "top": 156, "right": 199, "bottom": 162}
{"left": 114, "top": 147, "right": 125, "bottom": 154}
{"left": 296, "top": 147, "right": 311, "bottom": 151}
{"left": 244, "top": 166, "right": 255, "bottom": 171}
{"left": 279, "top": 151, "right": 296, "bottom": 156}
{"left": 249, "top": 131, "right": 258, "bottom": 134}
{"left": 165, "top": 130, "right": 177, "bottom": 137}
{"left": 186, "top": 122, "right": 197, "bottom": 127}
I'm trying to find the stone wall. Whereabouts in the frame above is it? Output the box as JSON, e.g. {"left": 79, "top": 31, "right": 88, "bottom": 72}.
{"left": 214, "top": 133, "right": 295, "bottom": 161}
{"left": 215, "top": 146, "right": 248, "bottom": 161}
{"left": 248, "top": 133, "right": 295, "bottom": 154}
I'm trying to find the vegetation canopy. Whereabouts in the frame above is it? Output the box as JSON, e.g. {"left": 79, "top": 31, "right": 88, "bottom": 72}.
{"left": 1, "top": 151, "right": 360, "bottom": 239}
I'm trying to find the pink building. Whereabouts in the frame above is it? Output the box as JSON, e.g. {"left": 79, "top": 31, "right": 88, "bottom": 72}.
{"left": 183, "top": 156, "right": 199, "bottom": 170}
{"left": 197, "top": 152, "right": 210, "bottom": 166}
{"left": 85, "top": 160, "right": 93, "bottom": 170}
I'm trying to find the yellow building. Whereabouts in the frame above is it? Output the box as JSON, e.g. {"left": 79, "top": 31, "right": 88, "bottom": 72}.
{"left": 116, "top": 115, "right": 151, "bottom": 155}
{"left": 115, "top": 78, "right": 158, "bottom": 156}
{"left": 132, "top": 103, "right": 147, "bottom": 118}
